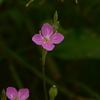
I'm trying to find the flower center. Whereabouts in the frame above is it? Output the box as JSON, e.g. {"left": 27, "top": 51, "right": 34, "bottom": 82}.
{"left": 44, "top": 38, "right": 50, "bottom": 43}
{"left": 14, "top": 98, "right": 20, "bottom": 100}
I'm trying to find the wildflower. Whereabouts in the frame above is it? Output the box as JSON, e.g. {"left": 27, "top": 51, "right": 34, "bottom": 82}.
{"left": 32, "top": 23, "right": 64, "bottom": 51}
{"left": 6, "top": 87, "right": 29, "bottom": 100}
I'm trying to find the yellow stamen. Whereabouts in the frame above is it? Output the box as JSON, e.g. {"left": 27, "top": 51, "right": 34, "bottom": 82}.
{"left": 44, "top": 38, "right": 50, "bottom": 43}
{"left": 14, "top": 98, "right": 20, "bottom": 100}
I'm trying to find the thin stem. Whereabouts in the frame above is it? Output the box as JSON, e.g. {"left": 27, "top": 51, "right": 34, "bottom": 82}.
{"left": 42, "top": 48, "right": 47, "bottom": 66}
{"left": 42, "top": 49, "right": 48, "bottom": 100}
{"left": 2, "top": 44, "right": 100, "bottom": 100}
{"left": 42, "top": 65, "right": 48, "bottom": 100}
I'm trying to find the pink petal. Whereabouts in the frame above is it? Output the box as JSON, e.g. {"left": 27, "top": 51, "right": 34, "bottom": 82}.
{"left": 50, "top": 33, "right": 64, "bottom": 44}
{"left": 41, "top": 23, "right": 53, "bottom": 37}
{"left": 42, "top": 42, "right": 55, "bottom": 51}
{"left": 6, "top": 87, "right": 17, "bottom": 99}
{"left": 18, "top": 89, "right": 29, "bottom": 100}
{"left": 32, "top": 34, "right": 44, "bottom": 45}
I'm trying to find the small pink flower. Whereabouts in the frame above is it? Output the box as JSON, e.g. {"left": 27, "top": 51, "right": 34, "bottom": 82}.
{"left": 32, "top": 23, "right": 64, "bottom": 51}
{"left": 6, "top": 87, "right": 29, "bottom": 100}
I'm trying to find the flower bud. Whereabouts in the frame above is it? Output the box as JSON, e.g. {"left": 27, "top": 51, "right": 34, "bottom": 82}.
{"left": 49, "top": 85, "right": 58, "bottom": 100}
{"left": 1, "top": 89, "right": 7, "bottom": 100}
{"left": 53, "top": 11, "right": 58, "bottom": 24}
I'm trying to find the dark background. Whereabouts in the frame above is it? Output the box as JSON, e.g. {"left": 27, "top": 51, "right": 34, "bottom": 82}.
{"left": 0, "top": 0, "right": 100, "bottom": 100}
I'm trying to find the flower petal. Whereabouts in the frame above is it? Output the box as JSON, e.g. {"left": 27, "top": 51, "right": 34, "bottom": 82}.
{"left": 18, "top": 89, "right": 29, "bottom": 100}
{"left": 41, "top": 23, "right": 53, "bottom": 37}
{"left": 50, "top": 33, "right": 64, "bottom": 44}
{"left": 32, "top": 34, "right": 44, "bottom": 45}
{"left": 6, "top": 87, "right": 17, "bottom": 99}
{"left": 42, "top": 42, "right": 55, "bottom": 51}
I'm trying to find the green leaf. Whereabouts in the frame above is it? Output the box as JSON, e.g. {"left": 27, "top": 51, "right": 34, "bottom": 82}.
{"left": 0, "top": 0, "right": 4, "bottom": 5}
{"left": 51, "top": 28, "right": 100, "bottom": 60}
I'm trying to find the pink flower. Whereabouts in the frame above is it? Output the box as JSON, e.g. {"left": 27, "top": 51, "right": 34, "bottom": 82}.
{"left": 32, "top": 23, "right": 64, "bottom": 51}
{"left": 6, "top": 87, "right": 29, "bottom": 100}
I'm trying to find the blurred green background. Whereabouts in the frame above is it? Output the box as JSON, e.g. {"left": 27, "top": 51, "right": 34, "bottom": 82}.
{"left": 0, "top": 0, "right": 100, "bottom": 100}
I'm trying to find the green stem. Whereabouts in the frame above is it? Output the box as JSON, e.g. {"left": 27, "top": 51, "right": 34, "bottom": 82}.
{"left": 42, "top": 49, "right": 48, "bottom": 100}
{"left": 42, "top": 48, "right": 47, "bottom": 66}
{"left": 1, "top": 44, "right": 100, "bottom": 99}
{"left": 42, "top": 65, "right": 48, "bottom": 100}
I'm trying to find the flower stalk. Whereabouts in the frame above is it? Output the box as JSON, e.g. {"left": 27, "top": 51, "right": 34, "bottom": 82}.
{"left": 42, "top": 48, "right": 48, "bottom": 100}
{"left": 42, "top": 48, "right": 47, "bottom": 66}
{"left": 32, "top": 11, "right": 64, "bottom": 100}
